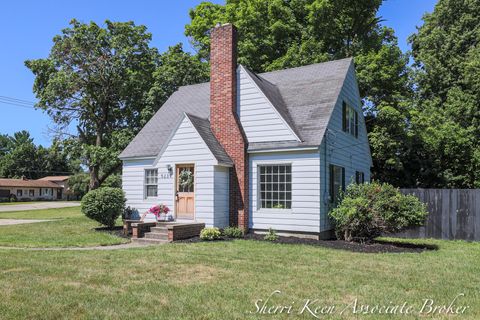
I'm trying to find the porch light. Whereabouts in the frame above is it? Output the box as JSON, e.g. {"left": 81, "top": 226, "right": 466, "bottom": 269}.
{"left": 166, "top": 164, "right": 173, "bottom": 175}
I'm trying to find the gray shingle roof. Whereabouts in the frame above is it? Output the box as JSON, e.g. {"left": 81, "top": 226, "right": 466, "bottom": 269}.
{"left": 119, "top": 57, "right": 352, "bottom": 159}
{"left": 185, "top": 113, "right": 233, "bottom": 166}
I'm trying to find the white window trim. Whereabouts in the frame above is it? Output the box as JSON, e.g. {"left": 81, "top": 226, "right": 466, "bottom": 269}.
{"left": 144, "top": 168, "right": 158, "bottom": 199}
{"left": 256, "top": 163, "right": 293, "bottom": 212}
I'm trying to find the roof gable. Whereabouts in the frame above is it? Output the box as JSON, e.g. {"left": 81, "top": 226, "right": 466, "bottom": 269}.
{"left": 239, "top": 65, "right": 301, "bottom": 142}
{"left": 153, "top": 113, "right": 233, "bottom": 167}
{"left": 120, "top": 58, "right": 353, "bottom": 158}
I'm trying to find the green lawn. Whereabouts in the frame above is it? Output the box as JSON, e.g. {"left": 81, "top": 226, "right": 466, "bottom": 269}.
{"left": 0, "top": 240, "right": 479, "bottom": 319}
{"left": 0, "top": 207, "right": 479, "bottom": 319}
{"left": 0, "top": 207, "right": 128, "bottom": 248}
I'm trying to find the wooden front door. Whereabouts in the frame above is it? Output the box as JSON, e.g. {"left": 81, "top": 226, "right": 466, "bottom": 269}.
{"left": 175, "top": 164, "right": 195, "bottom": 220}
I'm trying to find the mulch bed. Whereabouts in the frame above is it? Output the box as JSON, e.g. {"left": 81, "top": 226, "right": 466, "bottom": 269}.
{"left": 176, "top": 233, "right": 437, "bottom": 253}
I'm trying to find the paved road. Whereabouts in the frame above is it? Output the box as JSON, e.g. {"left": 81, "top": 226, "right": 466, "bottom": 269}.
{"left": 0, "top": 201, "right": 80, "bottom": 212}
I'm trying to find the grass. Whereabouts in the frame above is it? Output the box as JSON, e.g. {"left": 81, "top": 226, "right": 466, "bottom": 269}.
{"left": 0, "top": 207, "right": 128, "bottom": 248}
{"left": 0, "top": 207, "right": 478, "bottom": 318}
{"left": 0, "top": 239, "right": 479, "bottom": 319}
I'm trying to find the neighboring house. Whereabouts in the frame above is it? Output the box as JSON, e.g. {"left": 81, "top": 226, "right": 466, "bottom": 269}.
{"left": 120, "top": 24, "right": 372, "bottom": 238}
{"left": 0, "top": 178, "right": 63, "bottom": 201}
{"left": 37, "top": 176, "right": 72, "bottom": 200}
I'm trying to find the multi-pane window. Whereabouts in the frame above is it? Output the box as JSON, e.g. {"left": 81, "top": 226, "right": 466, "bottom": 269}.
{"left": 342, "top": 101, "right": 358, "bottom": 138}
{"left": 259, "top": 164, "right": 292, "bottom": 209}
{"left": 355, "top": 171, "right": 365, "bottom": 184}
{"left": 17, "top": 189, "right": 23, "bottom": 197}
{"left": 329, "top": 164, "right": 345, "bottom": 205}
{"left": 145, "top": 169, "right": 158, "bottom": 198}
{"left": 29, "top": 190, "right": 35, "bottom": 197}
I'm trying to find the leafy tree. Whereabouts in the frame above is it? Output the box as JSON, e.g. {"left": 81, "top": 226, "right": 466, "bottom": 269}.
{"left": 185, "top": 0, "right": 410, "bottom": 183}
{"left": 408, "top": 0, "right": 480, "bottom": 187}
{"left": 144, "top": 43, "right": 209, "bottom": 123}
{"left": 26, "top": 21, "right": 209, "bottom": 190}
{"left": 0, "top": 131, "right": 76, "bottom": 179}
{"left": 25, "top": 19, "right": 159, "bottom": 190}
{"left": 185, "top": 0, "right": 409, "bottom": 107}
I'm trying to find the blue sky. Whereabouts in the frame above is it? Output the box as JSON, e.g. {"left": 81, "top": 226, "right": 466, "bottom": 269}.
{"left": 0, "top": 0, "right": 436, "bottom": 146}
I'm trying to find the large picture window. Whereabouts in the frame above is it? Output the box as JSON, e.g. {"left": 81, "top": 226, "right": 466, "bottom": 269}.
{"left": 259, "top": 164, "right": 292, "bottom": 209}
{"left": 342, "top": 101, "right": 358, "bottom": 138}
{"left": 329, "top": 164, "right": 345, "bottom": 205}
{"left": 145, "top": 169, "right": 158, "bottom": 198}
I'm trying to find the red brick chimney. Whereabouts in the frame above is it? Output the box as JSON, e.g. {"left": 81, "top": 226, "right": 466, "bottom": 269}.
{"left": 209, "top": 23, "right": 249, "bottom": 231}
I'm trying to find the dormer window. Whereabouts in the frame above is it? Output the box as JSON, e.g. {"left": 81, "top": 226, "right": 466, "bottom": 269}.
{"left": 342, "top": 101, "right": 358, "bottom": 138}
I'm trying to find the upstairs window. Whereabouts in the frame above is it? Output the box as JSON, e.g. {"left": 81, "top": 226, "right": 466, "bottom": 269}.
{"left": 145, "top": 169, "right": 158, "bottom": 198}
{"left": 259, "top": 164, "right": 292, "bottom": 209}
{"left": 355, "top": 171, "right": 365, "bottom": 184}
{"left": 342, "top": 101, "right": 358, "bottom": 138}
{"left": 329, "top": 164, "right": 345, "bottom": 205}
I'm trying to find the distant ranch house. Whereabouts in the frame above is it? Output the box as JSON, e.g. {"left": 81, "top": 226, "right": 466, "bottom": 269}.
{"left": 0, "top": 176, "right": 71, "bottom": 201}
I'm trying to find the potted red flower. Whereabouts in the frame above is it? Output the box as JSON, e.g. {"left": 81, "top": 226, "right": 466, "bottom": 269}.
{"left": 148, "top": 204, "right": 171, "bottom": 221}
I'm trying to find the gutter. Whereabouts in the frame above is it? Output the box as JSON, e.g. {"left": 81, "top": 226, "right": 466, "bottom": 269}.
{"left": 247, "top": 146, "right": 319, "bottom": 154}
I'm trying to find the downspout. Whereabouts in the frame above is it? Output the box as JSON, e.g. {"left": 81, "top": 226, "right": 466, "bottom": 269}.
{"left": 322, "top": 130, "right": 329, "bottom": 234}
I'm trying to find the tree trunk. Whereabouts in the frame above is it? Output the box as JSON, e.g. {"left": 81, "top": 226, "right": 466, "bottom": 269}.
{"left": 89, "top": 165, "right": 100, "bottom": 190}
{"left": 89, "top": 122, "right": 104, "bottom": 190}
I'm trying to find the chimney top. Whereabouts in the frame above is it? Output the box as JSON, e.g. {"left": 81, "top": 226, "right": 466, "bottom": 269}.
{"left": 214, "top": 22, "right": 233, "bottom": 29}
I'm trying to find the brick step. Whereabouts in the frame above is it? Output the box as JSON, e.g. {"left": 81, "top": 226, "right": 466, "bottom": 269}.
{"left": 150, "top": 227, "right": 169, "bottom": 234}
{"left": 145, "top": 232, "right": 169, "bottom": 240}
{"left": 132, "top": 238, "right": 169, "bottom": 245}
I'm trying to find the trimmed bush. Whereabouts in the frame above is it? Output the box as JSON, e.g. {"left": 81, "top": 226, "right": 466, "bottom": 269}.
{"left": 81, "top": 187, "right": 126, "bottom": 229}
{"left": 264, "top": 228, "right": 279, "bottom": 241}
{"left": 200, "top": 227, "right": 221, "bottom": 241}
{"left": 223, "top": 226, "right": 244, "bottom": 238}
{"left": 329, "top": 182, "right": 428, "bottom": 242}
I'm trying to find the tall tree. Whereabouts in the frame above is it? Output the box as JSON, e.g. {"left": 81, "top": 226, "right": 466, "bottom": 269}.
{"left": 26, "top": 19, "right": 159, "bottom": 189}
{"left": 409, "top": 0, "right": 480, "bottom": 187}
{"left": 144, "top": 43, "right": 209, "bottom": 124}
{"left": 185, "top": 0, "right": 410, "bottom": 183}
{"left": 26, "top": 21, "right": 210, "bottom": 190}
{"left": 0, "top": 131, "right": 76, "bottom": 179}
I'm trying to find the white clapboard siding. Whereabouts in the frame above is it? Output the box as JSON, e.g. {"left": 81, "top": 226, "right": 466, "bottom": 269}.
{"left": 237, "top": 67, "right": 298, "bottom": 143}
{"left": 122, "top": 116, "right": 229, "bottom": 227}
{"left": 213, "top": 166, "right": 229, "bottom": 228}
{"left": 320, "top": 63, "right": 373, "bottom": 232}
{"left": 249, "top": 150, "right": 321, "bottom": 233}
{"left": 122, "top": 158, "right": 156, "bottom": 213}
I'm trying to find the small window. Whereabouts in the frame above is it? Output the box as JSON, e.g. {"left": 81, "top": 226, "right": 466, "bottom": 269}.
{"left": 355, "top": 171, "right": 365, "bottom": 184}
{"left": 342, "top": 101, "right": 358, "bottom": 138}
{"left": 17, "top": 189, "right": 23, "bottom": 197}
{"left": 259, "top": 164, "right": 292, "bottom": 209}
{"left": 145, "top": 169, "right": 158, "bottom": 198}
{"left": 329, "top": 164, "right": 345, "bottom": 205}
{"left": 29, "top": 190, "right": 35, "bottom": 197}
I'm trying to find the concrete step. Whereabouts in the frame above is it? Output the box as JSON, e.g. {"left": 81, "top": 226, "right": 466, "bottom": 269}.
{"left": 150, "top": 227, "right": 169, "bottom": 234}
{"left": 145, "top": 232, "right": 169, "bottom": 240}
{"left": 132, "top": 238, "right": 169, "bottom": 245}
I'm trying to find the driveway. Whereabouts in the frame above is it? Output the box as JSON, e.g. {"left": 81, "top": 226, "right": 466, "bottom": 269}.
{"left": 0, "top": 202, "right": 80, "bottom": 212}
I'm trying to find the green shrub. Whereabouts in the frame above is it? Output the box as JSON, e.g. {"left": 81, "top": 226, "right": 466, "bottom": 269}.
{"left": 81, "top": 187, "right": 126, "bottom": 229}
{"left": 329, "top": 182, "right": 428, "bottom": 242}
{"left": 264, "top": 228, "right": 279, "bottom": 241}
{"left": 200, "top": 227, "right": 221, "bottom": 241}
{"left": 223, "top": 226, "right": 244, "bottom": 238}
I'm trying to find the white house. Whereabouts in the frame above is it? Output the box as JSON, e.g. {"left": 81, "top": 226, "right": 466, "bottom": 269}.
{"left": 120, "top": 23, "right": 372, "bottom": 239}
